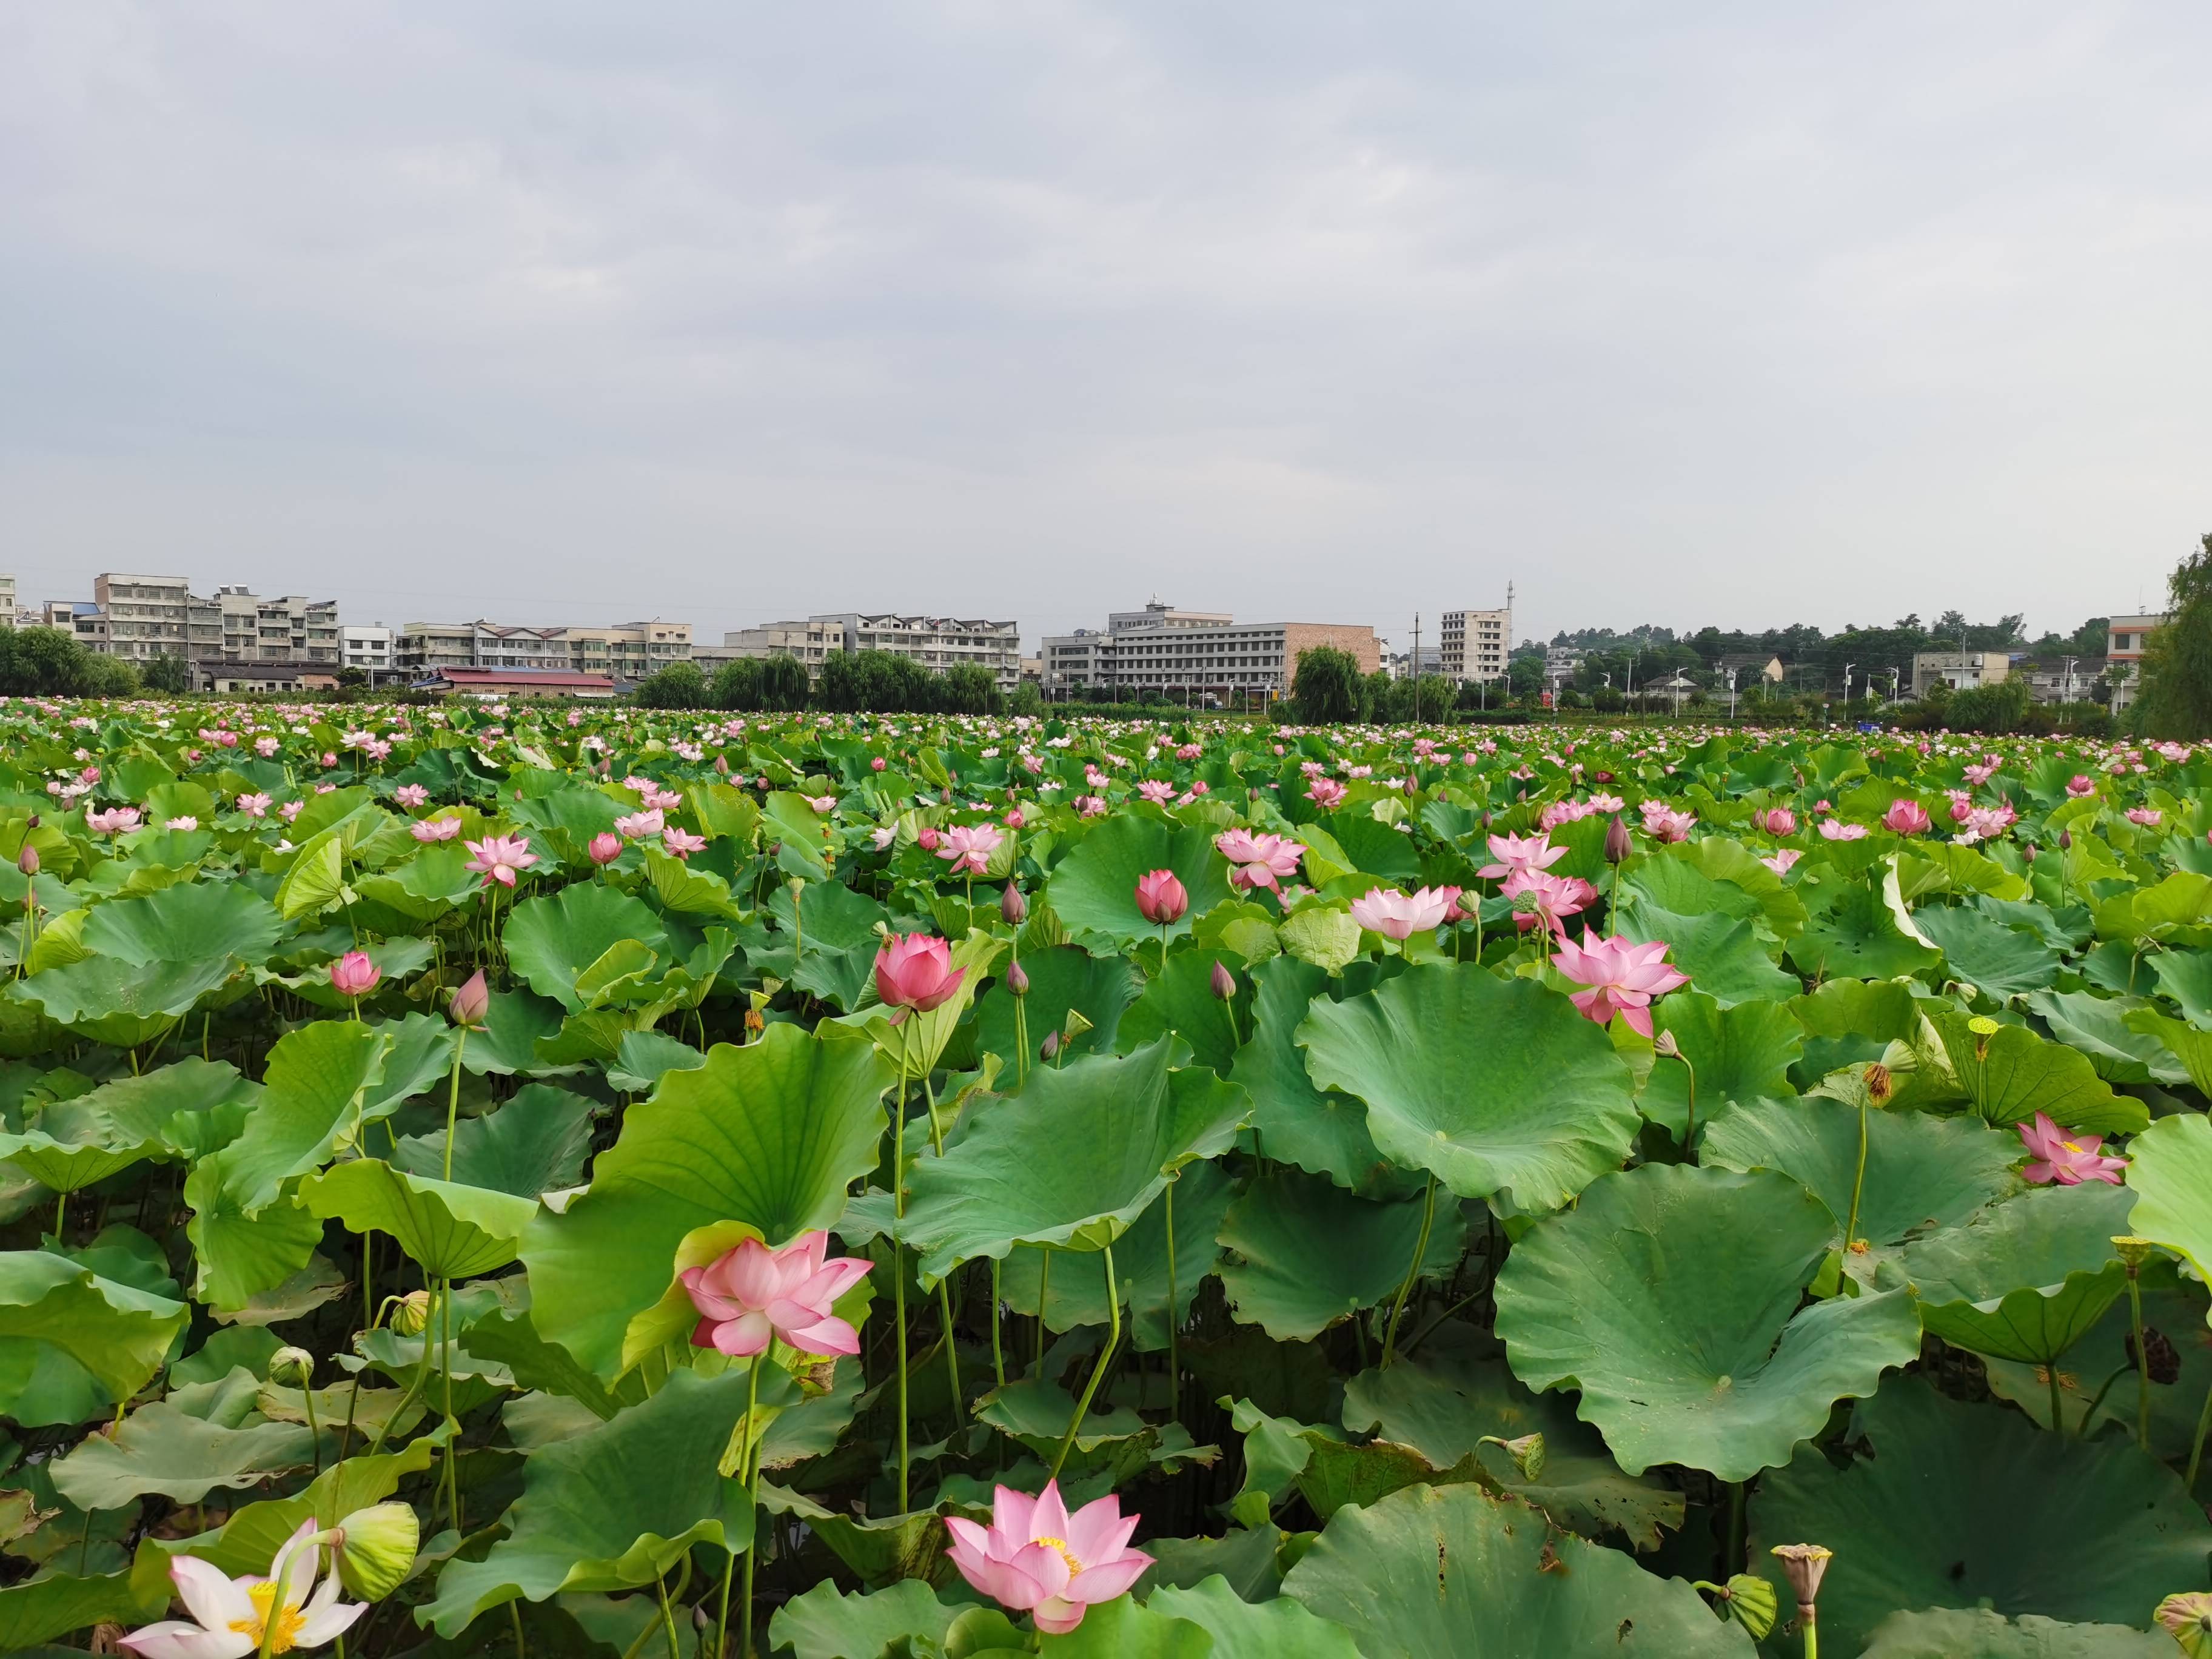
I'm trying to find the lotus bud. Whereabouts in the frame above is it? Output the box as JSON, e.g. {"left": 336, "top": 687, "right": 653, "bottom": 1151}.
{"left": 1005, "top": 960, "right": 1030, "bottom": 997}
{"left": 267, "top": 1346, "right": 315, "bottom": 1388}
{"left": 15, "top": 843, "right": 35, "bottom": 877}
{"left": 2022, "top": 841, "right": 2037, "bottom": 862}
{"left": 391, "top": 1289, "right": 432, "bottom": 1336}
{"left": 23, "top": 815, "right": 36, "bottom": 829}
{"left": 940, "top": 787, "right": 953, "bottom": 805}
{"left": 1039, "top": 1029, "right": 1061, "bottom": 1063}
{"left": 1603, "top": 814, "right": 1632, "bottom": 864}
{"left": 2157, "top": 1594, "right": 2212, "bottom": 1657}
{"left": 1718, "top": 1575, "right": 1778, "bottom": 1641}
{"left": 587, "top": 831, "right": 622, "bottom": 865}
{"left": 2059, "top": 828, "right": 2073, "bottom": 851}
{"left": 1864, "top": 1062, "right": 1894, "bottom": 1107}
{"left": 1210, "top": 960, "right": 1236, "bottom": 1002}
{"left": 335, "top": 1501, "right": 420, "bottom": 1600}
{"left": 714, "top": 754, "right": 730, "bottom": 774}
{"left": 449, "top": 969, "right": 490, "bottom": 1029}
{"left": 1000, "top": 883, "right": 1027, "bottom": 925}
{"left": 1769, "top": 1543, "right": 1832, "bottom": 1628}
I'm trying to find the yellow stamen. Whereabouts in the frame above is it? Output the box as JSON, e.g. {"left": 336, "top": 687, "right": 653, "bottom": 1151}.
{"left": 2062, "top": 1142, "right": 2083, "bottom": 1155}
{"left": 1031, "top": 1535, "right": 1085, "bottom": 1575}
{"left": 229, "top": 1581, "right": 307, "bottom": 1654}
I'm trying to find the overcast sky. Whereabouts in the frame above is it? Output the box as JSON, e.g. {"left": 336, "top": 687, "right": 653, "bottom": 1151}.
{"left": 4, "top": 4, "right": 2207, "bottom": 653}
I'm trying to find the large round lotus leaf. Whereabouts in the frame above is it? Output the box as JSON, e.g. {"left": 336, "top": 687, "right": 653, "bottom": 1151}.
{"left": 1787, "top": 881, "right": 1943, "bottom": 980}
{"left": 1281, "top": 1483, "right": 1753, "bottom": 1658}
{"left": 1148, "top": 1575, "right": 1361, "bottom": 1659}
{"left": 197, "top": 1021, "right": 395, "bottom": 1215}
{"left": 1232, "top": 956, "right": 1407, "bottom": 1197}
{"left": 1928, "top": 1011, "right": 2148, "bottom": 1135}
{"left": 1044, "top": 813, "right": 1236, "bottom": 946}
{"left": 2125, "top": 1110, "right": 2212, "bottom": 1281}
{"left": 1909, "top": 903, "right": 2062, "bottom": 996}
{"left": 50, "top": 1398, "right": 312, "bottom": 1509}
{"left": 972, "top": 945, "right": 1137, "bottom": 1065}
{"left": 2026, "top": 990, "right": 2190, "bottom": 1087}
{"left": 1857, "top": 1609, "right": 2174, "bottom": 1657}
{"left": 899, "top": 1035, "right": 1253, "bottom": 1284}
{"left": 420, "top": 1367, "right": 759, "bottom": 1636}
{"left": 1297, "top": 962, "right": 1640, "bottom": 1214}
{"left": 81, "top": 882, "right": 286, "bottom": 967}
{"left": 0, "top": 1059, "right": 256, "bottom": 1194}
{"left": 1618, "top": 902, "right": 1801, "bottom": 1007}
{"left": 1216, "top": 1167, "right": 1466, "bottom": 1341}
{"left": 300, "top": 1158, "right": 538, "bottom": 1281}
{"left": 1894, "top": 1182, "right": 2133, "bottom": 1364}
{"left": 13, "top": 954, "right": 241, "bottom": 1048}
{"left": 1982, "top": 1267, "right": 2212, "bottom": 1459}
{"left": 1640, "top": 989, "right": 1801, "bottom": 1142}
{"left": 2122, "top": 1006, "right": 2212, "bottom": 1094}
{"left": 522, "top": 1022, "right": 892, "bottom": 1376}
{"left": 1493, "top": 1164, "right": 1921, "bottom": 1480}
{"left": 1750, "top": 1378, "right": 2212, "bottom": 1658}
{"left": 1118, "top": 946, "right": 1253, "bottom": 1075}
{"left": 391, "top": 1084, "right": 597, "bottom": 1199}
{"left": 1698, "top": 1096, "right": 2020, "bottom": 1271}
{"left": 766, "top": 1579, "right": 955, "bottom": 1659}
{"left": 501, "top": 884, "right": 669, "bottom": 1013}
{"left": 0, "top": 1249, "right": 188, "bottom": 1427}
{"left": 0, "top": 1540, "right": 172, "bottom": 1651}
{"left": 1340, "top": 1325, "right": 1684, "bottom": 1549}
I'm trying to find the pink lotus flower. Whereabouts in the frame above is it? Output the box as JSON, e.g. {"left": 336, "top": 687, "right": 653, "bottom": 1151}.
{"left": 119, "top": 1521, "right": 365, "bottom": 1659}
{"left": 1537, "top": 797, "right": 1598, "bottom": 832}
{"left": 449, "top": 970, "right": 490, "bottom": 1028}
{"left": 614, "top": 808, "right": 665, "bottom": 839}
{"left": 1074, "top": 795, "right": 1107, "bottom": 817}
{"left": 682, "top": 1232, "right": 872, "bottom": 1358}
{"left": 1755, "top": 807, "right": 1797, "bottom": 836}
{"left": 234, "top": 793, "right": 272, "bottom": 819}
{"left": 463, "top": 833, "right": 538, "bottom": 888}
{"left": 1882, "top": 799, "right": 1932, "bottom": 835}
{"left": 1215, "top": 828, "right": 1305, "bottom": 893}
{"left": 1137, "top": 779, "right": 1176, "bottom": 803}
{"left": 1818, "top": 819, "right": 1869, "bottom": 842}
{"left": 255, "top": 736, "right": 281, "bottom": 758}
{"left": 329, "top": 952, "right": 381, "bottom": 999}
{"left": 588, "top": 831, "right": 623, "bottom": 865}
{"left": 805, "top": 794, "right": 837, "bottom": 814}
{"left": 85, "top": 806, "right": 142, "bottom": 836}
{"left": 1963, "top": 762, "right": 1997, "bottom": 786}
{"left": 944, "top": 1481, "right": 1152, "bottom": 1636}
{"left": 1349, "top": 885, "right": 1460, "bottom": 941}
{"left": 1305, "top": 777, "right": 1347, "bottom": 809}
{"left": 875, "top": 934, "right": 965, "bottom": 1013}
{"left": 1962, "top": 805, "right": 2016, "bottom": 842}
{"left": 2127, "top": 807, "right": 2163, "bottom": 826}
{"left": 279, "top": 800, "right": 304, "bottom": 823}
{"left": 1501, "top": 868, "right": 1594, "bottom": 933}
{"left": 662, "top": 826, "right": 707, "bottom": 859}
{"left": 1134, "top": 869, "right": 1188, "bottom": 925}
{"left": 1638, "top": 802, "right": 1695, "bottom": 843}
{"left": 411, "top": 816, "right": 462, "bottom": 843}
{"left": 2065, "top": 774, "right": 2097, "bottom": 797}
{"left": 936, "top": 823, "right": 1004, "bottom": 877}
{"left": 1477, "top": 832, "right": 1566, "bottom": 881}
{"left": 2016, "top": 1112, "right": 2127, "bottom": 1185}
{"left": 1761, "top": 849, "right": 1803, "bottom": 876}
{"left": 871, "top": 756, "right": 886, "bottom": 772}
{"left": 394, "top": 784, "right": 429, "bottom": 808}
{"left": 1552, "top": 930, "right": 1690, "bottom": 1038}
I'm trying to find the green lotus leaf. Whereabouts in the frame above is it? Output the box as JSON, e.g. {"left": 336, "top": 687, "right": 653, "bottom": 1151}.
{"left": 80, "top": 880, "right": 286, "bottom": 967}
{"left": 1278, "top": 905, "right": 1361, "bottom": 973}
{"left": 1641, "top": 989, "right": 1801, "bottom": 1142}
{"left": 166, "top": 1424, "right": 446, "bottom": 1577}
{"left": 768, "top": 1579, "right": 956, "bottom": 1659}
{"left": 2127, "top": 1110, "right": 2212, "bottom": 1282}
{"left": 12, "top": 954, "right": 240, "bottom": 1047}
{"left": 392, "top": 1083, "right": 597, "bottom": 1199}
{"left": 1618, "top": 901, "right": 1800, "bottom": 1008}
{"left": 1858, "top": 1609, "right": 2174, "bottom": 1657}
{"left": 973, "top": 945, "right": 1138, "bottom": 1067}
{"left": 606, "top": 1029, "right": 705, "bottom": 1094}
{"left": 1787, "top": 976, "right": 1921, "bottom": 1085}
{"left": 1298, "top": 962, "right": 1640, "bottom": 1214}
{"left": 523, "top": 1021, "right": 893, "bottom": 1376}
{"left": 1788, "top": 880, "right": 1942, "bottom": 980}
{"left": 2122, "top": 1005, "right": 2212, "bottom": 1094}
{"left": 0, "top": 1250, "right": 188, "bottom": 1427}
{"left": 169, "top": 1326, "right": 283, "bottom": 1390}
{"left": 0, "top": 1539, "right": 174, "bottom": 1650}
{"left": 900, "top": 1036, "right": 1253, "bottom": 1284}
{"left": 1149, "top": 1575, "right": 1361, "bottom": 1658}
{"left": 301, "top": 1158, "right": 538, "bottom": 1281}
{"left": 180, "top": 1164, "right": 324, "bottom": 1312}
{"left": 1035, "top": 1596, "right": 1212, "bottom": 1658}
{"left": 1982, "top": 1267, "right": 2212, "bottom": 1456}
{"left": 1749, "top": 1378, "right": 2212, "bottom": 1657}
{"left": 1340, "top": 1326, "right": 1684, "bottom": 1549}
{"left": 2026, "top": 990, "right": 2192, "bottom": 1087}
{"left": 503, "top": 883, "right": 669, "bottom": 1013}
{"left": 1216, "top": 1167, "right": 1467, "bottom": 1342}
{"left": 1141, "top": 1526, "right": 1287, "bottom": 1602}
{"left": 1897, "top": 1182, "right": 2132, "bottom": 1364}
{"left": 419, "top": 1367, "right": 758, "bottom": 1636}
{"left": 353, "top": 840, "right": 480, "bottom": 922}
{"left": 1230, "top": 956, "right": 1404, "bottom": 1196}
{"left": 195, "top": 1021, "right": 393, "bottom": 1214}
{"left": 0, "top": 1059, "right": 256, "bottom": 1194}
{"left": 462, "top": 987, "right": 569, "bottom": 1076}
{"left": 1118, "top": 946, "right": 1253, "bottom": 1075}
{"left": 273, "top": 829, "right": 346, "bottom": 921}
{"left": 1929, "top": 1011, "right": 2147, "bottom": 1134}
{"left": 2151, "top": 947, "right": 2212, "bottom": 1024}
{"left": 1699, "top": 1096, "right": 2020, "bottom": 1267}
{"left": 50, "top": 1399, "right": 312, "bottom": 1509}
{"left": 1493, "top": 1165, "right": 1921, "bottom": 1480}
{"left": 1910, "top": 903, "right": 2062, "bottom": 996}
{"left": 1281, "top": 1483, "right": 1754, "bottom": 1658}
{"left": 1045, "top": 813, "right": 1236, "bottom": 946}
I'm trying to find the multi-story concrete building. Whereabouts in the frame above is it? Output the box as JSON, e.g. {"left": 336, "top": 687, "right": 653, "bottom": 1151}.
{"left": 341, "top": 625, "right": 396, "bottom": 677}
{"left": 86, "top": 573, "right": 193, "bottom": 662}
{"left": 725, "top": 615, "right": 1018, "bottom": 688}
{"left": 1911, "top": 651, "right": 2013, "bottom": 699}
{"left": 0, "top": 575, "right": 15, "bottom": 625}
{"left": 1438, "top": 606, "right": 1512, "bottom": 684}
{"left": 561, "top": 622, "right": 692, "bottom": 681}
{"left": 204, "top": 588, "right": 340, "bottom": 665}
{"left": 397, "top": 619, "right": 690, "bottom": 684}
{"left": 2106, "top": 614, "right": 2169, "bottom": 712}
{"left": 1041, "top": 600, "right": 1381, "bottom": 705}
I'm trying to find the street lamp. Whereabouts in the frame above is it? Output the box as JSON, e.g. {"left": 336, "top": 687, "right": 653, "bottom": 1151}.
{"left": 1842, "top": 662, "right": 1857, "bottom": 706}
{"left": 2062, "top": 655, "right": 2077, "bottom": 706}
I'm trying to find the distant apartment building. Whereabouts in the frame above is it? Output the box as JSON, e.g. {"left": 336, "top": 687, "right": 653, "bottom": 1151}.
{"left": 84, "top": 572, "right": 193, "bottom": 661}
{"left": 0, "top": 575, "right": 15, "bottom": 624}
{"left": 1041, "top": 600, "right": 1381, "bottom": 704}
{"left": 725, "top": 614, "right": 1019, "bottom": 689}
{"left": 2107, "top": 614, "right": 2169, "bottom": 712}
{"left": 342, "top": 625, "right": 396, "bottom": 677}
{"left": 1911, "top": 651, "right": 2012, "bottom": 698}
{"left": 396, "top": 618, "right": 691, "bottom": 684}
{"left": 1387, "top": 645, "right": 1444, "bottom": 681}
{"left": 2019, "top": 657, "right": 2108, "bottom": 705}
{"left": 1438, "top": 606, "right": 1511, "bottom": 683}
{"left": 1543, "top": 645, "right": 1585, "bottom": 689}
{"left": 561, "top": 622, "right": 692, "bottom": 681}
{"left": 203, "top": 588, "right": 340, "bottom": 665}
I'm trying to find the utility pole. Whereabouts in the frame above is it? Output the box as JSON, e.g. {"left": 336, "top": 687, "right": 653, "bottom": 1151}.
{"left": 1412, "top": 614, "right": 1421, "bottom": 723}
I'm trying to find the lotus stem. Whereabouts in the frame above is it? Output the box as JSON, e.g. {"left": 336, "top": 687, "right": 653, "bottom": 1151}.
{"left": 1163, "top": 1176, "right": 1180, "bottom": 1413}
{"left": 1379, "top": 1173, "right": 1439, "bottom": 1367}
{"left": 2046, "top": 1361, "right": 2064, "bottom": 1439}
{"left": 1725, "top": 1480, "right": 1745, "bottom": 1575}
{"left": 1049, "top": 1244, "right": 1118, "bottom": 1481}
{"left": 1036, "top": 1247, "right": 1051, "bottom": 1366}
{"left": 731, "top": 1351, "right": 762, "bottom": 1659}
{"left": 2125, "top": 1270, "right": 2152, "bottom": 1453}
{"left": 1843, "top": 1096, "right": 1868, "bottom": 1252}
{"left": 300, "top": 1375, "right": 321, "bottom": 1473}
{"left": 989, "top": 1258, "right": 1005, "bottom": 1390}
{"left": 1674, "top": 1050, "right": 1698, "bottom": 1153}
{"left": 2186, "top": 1374, "right": 2212, "bottom": 1495}
{"left": 891, "top": 1033, "right": 911, "bottom": 1512}
{"left": 442, "top": 1026, "right": 469, "bottom": 1181}
{"left": 2076, "top": 1362, "right": 2130, "bottom": 1437}
{"left": 508, "top": 1603, "right": 526, "bottom": 1659}
{"left": 938, "top": 1279, "right": 964, "bottom": 1428}
{"left": 441, "top": 1275, "right": 461, "bottom": 1537}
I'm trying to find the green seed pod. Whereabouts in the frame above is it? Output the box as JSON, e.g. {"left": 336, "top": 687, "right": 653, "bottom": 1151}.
{"left": 336, "top": 1502, "right": 420, "bottom": 1600}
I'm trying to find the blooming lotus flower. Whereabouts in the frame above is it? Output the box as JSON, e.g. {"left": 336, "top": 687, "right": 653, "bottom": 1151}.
{"left": 463, "top": 833, "right": 538, "bottom": 888}
{"left": 1215, "top": 828, "right": 1304, "bottom": 892}
{"left": 392, "top": 784, "right": 428, "bottom": 808}
{"left": 235, "top": 793, "right": 272, "bottom": 819}
{"left": 2126, "top": 807, "right": 2162, "bottom": 826}
{"left": 1349, "top": 885, "right": 1459, "bottom": 941}
{"left": 1962, "top": 805, "right": 2016, "bottom": 842}
{"left": 2017, "top": 1112, "right": 2127, "bottom": 1185}
{"left": 1882, "top": 799, "right": 1931, "bottom": 835}
{"left": 119, "top": 1521, "right": 364, "bottom": 1658}
{"left": 936, "top": 823, "right": 1004, "bottom": 877}
{"left": 255, "top": 736, "right": 281, "bottom": 758}
{"left": 85, "top": 806, "right": 142, "bottom": 836}
{"left": 1134, "top": 869, "right": 1188, "bottom": 925}
{"left": 1818, "top": 819, "right": 1869, "bottom": 842}
{"left": 1305, "top": 777, "right": 1347, "bottom": 809}
{"left": 1552, "top": 930, "right": 1690, "bottom": 1037}
{"left": 806, "top": 794, "right": 837, "bottom": 813}
{"left": 944, "top": 1481, "right": 1152, "bottom": 1636}
{"left": 2065, "top": 774, "right": 2096, "bottom": 797}
{"left": 682, "top": 1231, "right": 872, "bottom": 1358}
{"left": 1501, "top": 868, "right": 1594, "bottom": 933}
{"left": 876, "top": 934, "right": 964, "bottom": 1013}
{"left": 1074, "top": 795, "right": 1106, "bottom": 817}
{"left": 1760, "top": 849, "right": 1803, "bottom": 876}
{"left": 1136, "top": 779, "right": 1176, "bottom": 803}
{"left": 329, "top": 952, "right": 380, "bottom": 999}
{"left": 1476, "top": 832, "right": 1566, "bottom": 882}
{"left": 614, "top": 808, "right": 665, "bottom": 840}
{"left": 1755, "top": 807, "right": 1797, "bottom": 836}
{"left": 411, "top": 816, "right": 462, "bottom": 843}
{"left": 662, "top": 826, "right": 707, "bottom": 859}
{"left": 1638, "top": 802, "right": 1695, "bottom": 843}
{"left": 870, "top": 826, "right": 896, "bottom": 850}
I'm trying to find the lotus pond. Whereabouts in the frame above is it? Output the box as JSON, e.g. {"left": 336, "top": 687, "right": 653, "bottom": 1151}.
{"left": 2, "top": 702, "right": 2211, "bottom": 1657}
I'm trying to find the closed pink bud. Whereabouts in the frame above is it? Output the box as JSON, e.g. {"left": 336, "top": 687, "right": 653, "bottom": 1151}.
{"left": 1005, "top": 959, "right": 1030, "bottom": 997}
{"left": 1210, "top": 960, "right": 1236, "bottom": 1001}
{"left": 1000, "top": 883, "right": 1027, "bottom": 925}
{"left": 449, "top": 969, "right": 491, "bottom": 1028}
{"left": 15, "top": 844, "right": 36, "bottom": 877}
{"left": 330, "top": 950, "right": 381, "bottom": 999}
{"left": 588, "top": 832, "right": 623, "bottom": 865}
{"left": 1134, "top": 868, "right": 1188, "bottom": 925}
